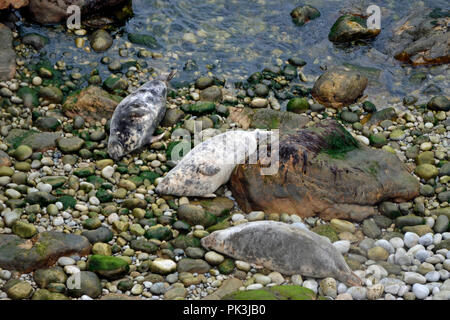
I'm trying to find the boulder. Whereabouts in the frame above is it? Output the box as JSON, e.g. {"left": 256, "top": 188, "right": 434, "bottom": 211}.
{"left": 387, "top": 8, "right": 449, "bottom": 65}
{"left": 0, "top": 232, "right": 91, "bottom": 273}
{"left": 62, "top": 86, "right": 122, "bottom": 123}
{"left": 290, "top": 5, "right": 320, "bottom": 26}
{"left": 5, "top": 129, "right": 61, "bottom": 152}
{"left": 27, "top": 0, "right": 129, "bottom": 25}
{"left": 229, "top": 120, "right": 419, "bottom": 221}
{"left": 0, "top": 0, "right": 29, "bottom": 9}
{"left": 311, "top": 67, "right": 368, "bottom": 108}
{"left": 329, "top": 14, "right": 380, "bottom": 43}
{"left": 0, "top": 23, "right": 16, "bottom": 81}
{"left": 223, "top": 285, "right": 316, "bottom": 300}
{"left": 228, "top": 107, "right": 309, "bottom": 134}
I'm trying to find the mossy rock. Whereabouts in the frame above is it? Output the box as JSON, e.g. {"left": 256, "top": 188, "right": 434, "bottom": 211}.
{"left": 290, "top": 5, "right": 321, "bottom": 26}
{"left": 144, "top": 225, "right": 172, "bottom": 241}
{"left": 127, "top": 33, "right": 160, "bottom": 49}
{"left": 130, "top": 239, "right": 158, "bottom": 253}
{"left": 311, "top": 224, "right": 339, "bottom": 242}
{"left": 40, "top": 176, "right": 67, "bottom": 188}
{"left": 96, "top": 189, "right": 113, "bottom": 203}
{"left": 5, "top": 129, "right": 40, "bottom": 149}
{"left": 191, "top": 197, "right": 234, "bottom": 217}
{"left": 25, "top": 191, "right": 57, "bottom": 206}
{"left": 58, "top": 195, "right": 76, "bottom": 210}
{"left": 73, "top": 167, "right": 95, "bottom": 178}
{"left": 140, "top": 171, "right": 160, "bottom": 184}
{"left": 170, "top": 235, "right": 201, "bottom": 249}
{"left": 207, "top": 217, "right": 231, "bottom": 233}
{"left": 218, "top": 258, "right": 235, "bottom": 275}
{"left": 32, "top": 289, "right": 69, "bottom": 300}
{"left": 287, "top": 97, "right": 310, "bottom": 113}
{"left": 103, "top": 76, "right": 129, "bottom": 92}
{"left": 319, "top": 123, "right": 359, "bottom": 159}
{"left": 17, "top": 87, "right": 39, "bottom": 107}
{"left": 329, "top": 14, "right": 380, "bottom": 43}
{"left": 223, "top": 285, "right": 316, "bottom": 300}
{"left": 87, "top": 255, "right": 130, "bottom": 280}
{"left": 187, "top": 102, "right": 216, "bottom": 115}
{"left": 250, "top": 108, "right": 308, "bottom": 134}
{"left": 87, "top": 175, "right": 105, "bottom": 188}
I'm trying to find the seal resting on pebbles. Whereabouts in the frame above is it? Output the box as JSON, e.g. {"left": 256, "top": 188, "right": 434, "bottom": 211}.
{"left": 108, "top": 70, "right": 177, "bottom": 160}
{"left": 155, "top": 129, "right": 271, "bottom": 197}
{"left": 201, "top": 221, "right": 363, "bottom": 286}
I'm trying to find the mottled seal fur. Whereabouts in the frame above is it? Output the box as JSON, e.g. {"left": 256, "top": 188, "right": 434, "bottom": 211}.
{"left": 108, "top": 70, "right": 177, "bottom": 160}
{"left": 155, "top": 129, "right": 270, "bottom": 197}
{"left": 201, "top": 221, "right": 363, "bottom": 286}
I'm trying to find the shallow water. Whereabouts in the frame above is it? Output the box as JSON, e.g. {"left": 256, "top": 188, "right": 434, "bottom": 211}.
{"left": 16, "top": 0, "right": 449, "bottom": 105}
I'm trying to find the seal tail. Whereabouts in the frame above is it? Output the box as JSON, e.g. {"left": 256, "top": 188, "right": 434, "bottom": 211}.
{"left": 166, "top": 69, "right": 177, "bottom": 82}
{"left": 339, "top": 270, "right": 363, "bottom": 287}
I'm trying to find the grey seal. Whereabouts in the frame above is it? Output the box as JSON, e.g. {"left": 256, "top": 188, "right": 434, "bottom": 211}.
{"left": 108, "top": 70, "right": 177, "bottom": 160}
{"left": 155, "top": 129, "right": 270, "bottom": 197}
{"left": 201, "top": 221, "right": 363, "bottom": 286}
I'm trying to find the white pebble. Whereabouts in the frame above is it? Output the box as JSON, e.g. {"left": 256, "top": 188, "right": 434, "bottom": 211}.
{"left": 89, "top": 197, "right": 100, "bottom": 206}
{"left": 333, "top": 240, "right": 350, "bottom": 254}
{"left": 419, "top": 233, "right": 434, "bottom": 246}
{"left": 102, "top": 166, "right": 115, "bottom": 179}
{"left": 53, "top": 216, "right": 64, "bottom": 226}
{"left": 413, "top": 283, "right": 429, "bottom": 299}
{"left": 246, "top": 283, "right": 263, "bottom": 290}
{"left": 404, "top": 232, "right": 420, "bottom": 248}
{"left": 302, "top": 280, "right": 318, "bottom": 294}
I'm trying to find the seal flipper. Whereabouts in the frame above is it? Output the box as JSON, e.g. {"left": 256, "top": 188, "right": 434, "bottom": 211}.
{"left": 147, "top": 132, "right": 165, "bottom": 144}
{"left": 197, "top": 163, "right": 221, "bottom": 176}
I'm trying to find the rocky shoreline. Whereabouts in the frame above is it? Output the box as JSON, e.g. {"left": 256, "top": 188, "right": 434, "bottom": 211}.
{"left": 0, "top": 2, "right": 449, "bottom": 301}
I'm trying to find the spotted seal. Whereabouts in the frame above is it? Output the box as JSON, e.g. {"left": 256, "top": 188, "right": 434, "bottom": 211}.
{"left": 155, "top": 129, "right": 270, "bottom": 197}
{"left": 108, "top": 70, "right": 177, "bottom": 160}
{"left": 201, "top": 221, "right": 363, "bottom": 286}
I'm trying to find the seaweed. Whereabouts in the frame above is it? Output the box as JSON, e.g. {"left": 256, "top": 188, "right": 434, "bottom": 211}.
{"left": 321, "top": 123, "right": 359, "bottom": 159}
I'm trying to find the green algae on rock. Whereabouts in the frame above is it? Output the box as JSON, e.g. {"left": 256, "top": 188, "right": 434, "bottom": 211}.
{"left": 290, "top": 5, "right": 321, "bottom": 26}
{"left": 223, "top": 285, "right": 316, "bottom": 300}
{"left": 329, "top": 14, "right": 380, "bottom": 43}
{"left": 87, "top": 255, "right": 130, "bottom": 279}
{"left": 230, "top": 120, "right": 419, "bottom": 220}
{"left": 0, "top": 232, "right": 91, "bottom": 273}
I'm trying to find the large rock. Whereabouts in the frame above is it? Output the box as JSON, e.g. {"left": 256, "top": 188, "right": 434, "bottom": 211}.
{"left": 62, "top": 86, "right": 122, "bottom": 123}
{"left": 311, "top": 67, "right": 368, "bottom": 108}
{"left": 228, "top": 107, "right": 309, "bottom": 133}
{"left": 0, "top": 0, "right": 29, "bottom": 9}
{"left": 290, "top": 5, "right": 320, "bottom": 26}
{"left": 387, "top": 8, "right": 449, "bottom": 65}
{"left": 0, "top": 232, "right": 91, "bottom": 273}
{"left": 0, "top": 24, "right": 16, "bottom": 81}
{"left": 229, "top": 120, "right": 419, "bottom": 221}
{"left": 27, "top": 0, "right": 129, "bottom": 25}
{"left": 223, "top": 285, "right": 316, "bottom": 300}
{"left": 8, "top": 130, "right": 61, "bottom": 152}
{"left": 329, "top": 14, "right": 380, "bottom": 43}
